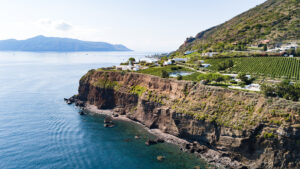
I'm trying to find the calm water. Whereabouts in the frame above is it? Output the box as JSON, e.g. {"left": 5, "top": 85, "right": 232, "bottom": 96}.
{"left": 0, "top": 52, "right": 209, "bottom": 169}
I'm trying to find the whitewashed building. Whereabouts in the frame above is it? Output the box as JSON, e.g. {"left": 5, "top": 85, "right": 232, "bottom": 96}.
{"left": 202, "top": 64, "right": 211, "bottom": 68}
{"left": 202, "top": 52, "right": 219, "bottom": 57}
{"left": 163, "top": 59, "right": 173, "bottom": 66}
{"left": 116, "top": 64, "right": 140, "bottom": 71}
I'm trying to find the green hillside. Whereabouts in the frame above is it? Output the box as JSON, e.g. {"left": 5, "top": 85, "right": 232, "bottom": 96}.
{"left": 177, "top": 0, "right": 299, "bottom": 53}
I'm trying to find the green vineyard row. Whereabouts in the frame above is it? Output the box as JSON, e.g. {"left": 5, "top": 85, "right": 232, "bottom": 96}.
{"left": 205, "top": 57, "right": 300, "bottom": 80}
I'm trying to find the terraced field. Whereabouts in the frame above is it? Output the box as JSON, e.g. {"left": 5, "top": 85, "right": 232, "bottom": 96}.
{"left": 205, "top": 57, "right": 300, "bottom": 80}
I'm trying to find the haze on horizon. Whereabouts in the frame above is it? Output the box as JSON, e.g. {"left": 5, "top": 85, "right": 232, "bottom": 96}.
{"left": 0, "top": 0, "right": 266, "bottom": 52}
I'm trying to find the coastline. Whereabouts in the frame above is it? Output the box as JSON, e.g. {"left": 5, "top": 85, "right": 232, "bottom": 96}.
{"left": 83, "top": 103, "right": 230, "bottom": 169}
{"left": 85, "top": 104, "right": 189, "bottom": 147}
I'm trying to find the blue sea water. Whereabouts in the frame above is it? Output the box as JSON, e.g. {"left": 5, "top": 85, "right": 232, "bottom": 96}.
{"left": 0, "top": 51, "right": 209, "bottom": 169}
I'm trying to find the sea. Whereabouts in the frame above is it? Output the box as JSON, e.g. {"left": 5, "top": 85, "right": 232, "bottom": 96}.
{"left": 0, "top": 51, "right": 210, "bottom": 169}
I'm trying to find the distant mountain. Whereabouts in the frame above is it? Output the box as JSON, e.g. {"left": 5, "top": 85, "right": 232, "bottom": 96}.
{"left": 178, "top": 0, "right": 299, "bottom": 53}
{"left": 0, "top": 35, "right": 131, "bottom": 52}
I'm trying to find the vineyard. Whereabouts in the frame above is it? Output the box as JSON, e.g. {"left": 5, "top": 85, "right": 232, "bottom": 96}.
{"left": 205, "top": 57, "right": 300, "bottom": 80}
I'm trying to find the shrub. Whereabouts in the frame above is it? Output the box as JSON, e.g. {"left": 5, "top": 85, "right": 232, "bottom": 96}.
{"left": 197, "top": 73, "right": 231, "bottom": 83}
{"left": 177, "top": 74, "right": 183, "bottom": 80}
{"left": 216, "top": 59, "right": 234, "bottom": 71}
{"left": 261, "top": 80, "right": 300, "bottom": 101}
{"left": 263, "top": 132, "right": 274, "bottom": 139}
{"left": 128, "top": 57, "right": 136, "bottom": 63}
{"left": 161, "top": 70, "right": 169, "bottom": 78}
{"left": 237, "top": 72, "right": 254, "bottom": 85}
{"left": 171, "top": 67, "right": 178, "bottom": 71}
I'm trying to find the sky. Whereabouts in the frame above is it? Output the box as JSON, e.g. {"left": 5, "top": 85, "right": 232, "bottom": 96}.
{"left": 0, "top": 0, "right": 266, "bottom": 52}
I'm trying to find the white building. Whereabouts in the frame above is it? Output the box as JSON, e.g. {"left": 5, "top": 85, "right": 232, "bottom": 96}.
{"left": 173, "top": 58, "right": 187, "bottom": 62}
{"left": 202, "top": 52, "right": 219, "bottom": 57}
{"left": 116, "top": 64, "right": 140, "bottom": 71}
{"left": 202, "top": 64, "right": 211, "bottom": 68}
{"left": 163, "top": 59, "right": 173, "bottom": 66}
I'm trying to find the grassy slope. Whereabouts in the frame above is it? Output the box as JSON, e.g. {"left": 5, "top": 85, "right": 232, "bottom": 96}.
{"left": 178, "top": 0, "right": 300, "bottom": 53}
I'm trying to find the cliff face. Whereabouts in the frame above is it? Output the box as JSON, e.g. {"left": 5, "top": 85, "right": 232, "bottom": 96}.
{"left": 78, "top": 70, "right": 300, "bottom": 169}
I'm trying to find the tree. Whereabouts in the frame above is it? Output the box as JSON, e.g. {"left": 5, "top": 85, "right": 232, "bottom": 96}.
{"left": 237, "top": 72, "right": 254, "bottom": 85}
{"left": 261, "top": 80, "right": 299, "bottom": 101}
{"left": 177, "top": 74, "right": 183, "bottom": 80}
{"left": 287, "top": 48, "right": 296, "bottom": 56}
{"left": 237, "top": 73, "right": 248, "bottom": 83}
{"left": 197, "top": 73, "right": 230, "bottom": 83}
{"left": 128, "top": 57, "right": 136, "bottom": 63}
{"left": 217, "top": 60, "right": 234, "bottom": 71}
{"left": 263, "top": 44, "right": 268, "bottom": 51}
{"left": 161, "top": 70, "right": 169, "bottom": 78}
{"left": 261, "top": 84, "right": 276, "bottom": 97}
{"left": 296, "top": 47, "right": 300, "bottom": 56}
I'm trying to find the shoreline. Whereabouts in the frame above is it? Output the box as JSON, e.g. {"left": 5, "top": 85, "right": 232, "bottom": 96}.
{"left": 85, "top": 104, "right": 190, "bottom": 147}
{"left": 83, "top": 103, "right": 229, "bottom": 169}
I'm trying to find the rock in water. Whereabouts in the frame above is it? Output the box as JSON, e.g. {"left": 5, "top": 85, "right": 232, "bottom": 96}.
{"left": 157, "top": 156, "right": 165, "bottom": 161}
{"left": 145, "top": 139, "right": 158, "bottom": 146}
{"left": 104, "top": 123, "right": 114, "bottom": 128}
{"left": 155, "top": 138, "right": 165, "bottom": 143}
{"left": 79, "top": 111, "right": 85, "bottom": 115}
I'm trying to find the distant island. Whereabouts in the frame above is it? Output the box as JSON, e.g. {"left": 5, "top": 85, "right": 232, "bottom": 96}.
{"left": 0, "top": 35, "right": 131, "bottom": 52}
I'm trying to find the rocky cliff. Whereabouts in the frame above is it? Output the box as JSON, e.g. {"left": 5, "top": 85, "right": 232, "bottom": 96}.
{"left": 77, "top": 69, "right": 300, "bottom": 169}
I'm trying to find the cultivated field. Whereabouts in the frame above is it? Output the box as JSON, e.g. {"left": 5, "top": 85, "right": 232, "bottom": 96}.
{"left": 206, "top": 57, "right": 300, "bottom": 80}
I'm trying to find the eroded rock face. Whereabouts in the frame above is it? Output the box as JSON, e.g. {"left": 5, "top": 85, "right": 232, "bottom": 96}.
{"left": 78, "top": 70, "right": 300, "bottom": 169}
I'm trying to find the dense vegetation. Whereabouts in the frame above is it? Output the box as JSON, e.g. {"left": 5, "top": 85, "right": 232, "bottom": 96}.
{"left": 261, "top": 80, "right": 300, "bottom": 101}
{"left": 216, "top": 59, "right": 234, "bottom": 71}
{"left": 205, "top": 57, "right": 300, "bottom": 80}
{"left": 177, "top": 0, "right": 299, "bottom": 53}
{"left": 197, "top": 73, "right": 231, "bottom": 83}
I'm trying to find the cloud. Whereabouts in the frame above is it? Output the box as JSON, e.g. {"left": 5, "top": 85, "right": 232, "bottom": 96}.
{"left": 37, "top": 19, "right": 72, "bottom": 31}
{"left": 55, "top": 22, "right": 72, "bottom": 31}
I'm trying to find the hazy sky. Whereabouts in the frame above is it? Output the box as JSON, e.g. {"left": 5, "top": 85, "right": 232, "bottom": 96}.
{"left": 0, "top": 0, "right": 266, "bottom": 52}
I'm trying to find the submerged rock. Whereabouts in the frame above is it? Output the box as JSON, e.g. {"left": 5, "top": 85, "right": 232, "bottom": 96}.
{"left": 157, "top": 156, "right": 165, "bottom": 161}
{"left": 155, "top": 138, "right": 165, "bottom": 143}
{"left": 104, "top": 116, "right": 113, "bottom": 124}
{"left": 185, "top": 143, "right": 191, "bottom": 150}
{"left": 145, "top": 139, "right": 158, "bottom": 146}
{"left": 75, "top": 100, "right": 85, "bottom": 107}
{"left": 104, "top": 124, "right": 114, "bottom": 128}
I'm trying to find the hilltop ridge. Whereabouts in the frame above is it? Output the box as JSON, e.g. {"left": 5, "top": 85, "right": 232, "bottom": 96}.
{"left": 0, "top": 35, "right": 131, "bottom": 52}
